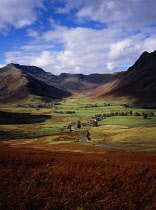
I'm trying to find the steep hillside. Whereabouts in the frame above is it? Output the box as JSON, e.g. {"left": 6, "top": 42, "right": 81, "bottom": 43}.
{"left": 0, "top": 67, "right": 29, "bottom": 103}
{"left": 93, "top": 50, "right": 156, "bottom": 103}
{"left": 0, "top": 64, "right": 71, "bottom": 104}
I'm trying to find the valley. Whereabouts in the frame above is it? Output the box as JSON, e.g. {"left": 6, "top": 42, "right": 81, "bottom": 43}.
{"left": 0, "top": 96, "right": 156, "bottom": 150}
{"left": 0, "top": 50, "right": 156, "bottom": 209}
{"left": 1, "top": 0, "right": 156, "bottom": 208}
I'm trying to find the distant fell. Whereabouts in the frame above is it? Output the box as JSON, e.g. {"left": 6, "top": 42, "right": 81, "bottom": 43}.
{"left": 10, "top": 64, "right": 115, "bottom": 91}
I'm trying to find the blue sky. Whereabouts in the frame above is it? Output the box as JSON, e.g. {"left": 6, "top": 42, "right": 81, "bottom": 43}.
{"left": 0, "top": 0, "right": 156, "bottom": 74}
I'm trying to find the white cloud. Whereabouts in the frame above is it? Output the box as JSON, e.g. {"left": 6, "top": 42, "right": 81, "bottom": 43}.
{"left": 5, "top": 51, "right": 33, "bottom": 65}
{"left": 0, "top": 64, "right": 6, "bottom": 68}
{"left": 2, "top": 0, "right": 156, "bottom": 74}
{"left": 57, "top": 51, "right": 76, "bottom": 66}
{"left": 4, "top": 24, "right": 156, "bottom": 74}
{"left": 42, "top": 24, "right": 68, "bottom": 42}
{"left": 108, "top": 39, "right": 133, "bottom": 60}
{"left": 26, "top": 29, "right": 39, "bottom": 38}
{"left": 107, "top": 63, "right": 116, "bottom": 72}
{"left": 74, "top": 66, "right": 81, "bottom": 73}
{"left": 21, "top": 44, "right": 55, "bottom": 52}
{"left": 142, "top": 35, "right": 156, "bottom": 52}
{"left": 0, "top": 0, "right": 44, "bottom": 32}
{"left": 54, "top": 0, "right": 156, "bottom": 28}
{"left": 30, "top": 51, "right": 55, "bottom": 66}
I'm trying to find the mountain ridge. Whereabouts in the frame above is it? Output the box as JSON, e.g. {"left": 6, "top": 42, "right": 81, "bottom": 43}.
{"left": 0, "top": 50, "right": 156, "bottom": 104}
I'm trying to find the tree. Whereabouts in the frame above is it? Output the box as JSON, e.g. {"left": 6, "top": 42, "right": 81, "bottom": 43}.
{"left": 134, "top": 112, "right": 141, "bottom": 116}
{"left": 77, "top": 120, "right": 81, "bottom": 128}
{"left": 103, "top": 113, "right": 107, "bottom": 118}
{"left": 115, "top": 112, "right": 119, "bottom": 116}
{"left": 110, "top": 112, "right": 115, "bottom": 116}
{"left": 92, "top": 120, "right": 98, "bottom": 127}
{"left": 121, "top": 112, "right": 125, "bottom": 116}
{"left": 148, "top": 112, "right": 154, "bottom": 117}
{"left": 142, "top": 112, "right": 148, "bottom": 119}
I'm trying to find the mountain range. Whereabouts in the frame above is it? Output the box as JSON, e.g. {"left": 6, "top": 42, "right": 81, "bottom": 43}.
{"left": 0, "top": 50, "right": 156, "bottom": 104}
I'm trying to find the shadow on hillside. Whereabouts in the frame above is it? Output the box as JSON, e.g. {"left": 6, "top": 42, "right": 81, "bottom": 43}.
{"left": 0, "top": 110, "right": 51, "bottom": 125}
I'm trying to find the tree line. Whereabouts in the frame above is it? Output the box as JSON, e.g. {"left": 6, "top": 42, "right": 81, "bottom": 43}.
{"left": 94, "top": 111, "right": 155, "bottom": 119}
{"left": 54, "top": 111, "right": 76, "bottom": 114}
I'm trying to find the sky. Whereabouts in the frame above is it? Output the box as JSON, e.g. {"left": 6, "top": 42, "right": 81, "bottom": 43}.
{"left": 0, "top": 0, "right": 156, "bottom": 75}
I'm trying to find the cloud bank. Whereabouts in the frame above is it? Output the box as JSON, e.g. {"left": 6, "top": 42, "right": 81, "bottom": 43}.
{"left": 1, "top": 0, "right": 156, "bottom": 74}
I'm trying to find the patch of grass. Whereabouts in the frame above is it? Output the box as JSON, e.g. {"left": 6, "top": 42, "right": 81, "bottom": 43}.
{"left": 110, "top": 126, "right": 156, "bottom": 144}
{"left": 54, "top": 97, "right": 156, "bottom": 120}
{"left": 100, "top": 116, "right": 156, "bottom": 126}
{"left": 0, "top": 126, "right": 60, "bottom": 140}
{"left": 88, "top": 125, "right": 156, "bottom": 147}
{"left": 86, "top": 130, "right": 107, "bottom": 142}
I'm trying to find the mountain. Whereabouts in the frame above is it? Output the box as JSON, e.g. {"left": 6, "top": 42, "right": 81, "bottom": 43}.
{"left": 52, "top": 73, "right": 115, "bottom": 91}
{"left": 9, "top": 64, "right": 115, "bottom": 91}
{"left": 92, "top": 50, "right": 156, "bottom": 103}
{"left": 0, "top": 64, "right": 71, "bottom": 104}
{"left": 0, "top": 63, "right": 116, "bottom": 104}
{"left": 0, "top": 50, "right": 156, "bottom": 104}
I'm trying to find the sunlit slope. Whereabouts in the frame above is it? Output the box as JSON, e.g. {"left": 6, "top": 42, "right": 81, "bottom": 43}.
{"left": 0, "top": 64, "right": 71, "bottom": 104}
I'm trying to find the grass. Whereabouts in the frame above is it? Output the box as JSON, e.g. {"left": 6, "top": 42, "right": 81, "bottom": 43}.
{"left": 110, "top": 126, "right": 156, "bottom": 144}
{"left": 88, "top": 125, "right": 156, "bottom": 147}
{"left": 0, "top": 126, "right": 60, "bottom": 140}
{"left": 100, "top": 116, "right": 156, "bottom": 126}
{"left": 55, "top": 97, "right": 156, "bottom": 118}
{"left": 52, "top": 97, "right": 156, "bottom": 148}
{"left": 0, "top": 96, "right": 156, "bottom": 148}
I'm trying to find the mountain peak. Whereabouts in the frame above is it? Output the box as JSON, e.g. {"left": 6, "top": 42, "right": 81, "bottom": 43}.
{"left": 139, "top": 50, "right": 156, "bottom": 59}
{"left": 6, "top": 63, "right": 19, "bottom": 68}
{"left": 140, "top": 51, "right": 149, "bottom": 58}
{"left": 127, "top": 50, "right": 156, "bottom": 71}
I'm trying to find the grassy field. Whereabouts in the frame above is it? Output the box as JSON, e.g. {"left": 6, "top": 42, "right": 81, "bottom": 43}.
{"left": 0, "top": 96, "right": 156, "bottom": 148}
{"left": 51, "top": 97, "right": 156, "bottom": 148}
